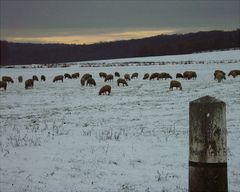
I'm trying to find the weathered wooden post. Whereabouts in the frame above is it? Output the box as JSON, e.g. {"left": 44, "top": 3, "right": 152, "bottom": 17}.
{"left": 189, "top": 95, "right": 228, "bottom": 192}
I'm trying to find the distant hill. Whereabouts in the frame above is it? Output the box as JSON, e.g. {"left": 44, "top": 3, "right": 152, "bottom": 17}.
{"left": 1, "top": 29, "right": 239, "bottom": 66}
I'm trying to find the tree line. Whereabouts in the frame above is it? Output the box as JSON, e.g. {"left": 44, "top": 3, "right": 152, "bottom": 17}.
{"left": 0, "top": 29, "right": 239, "bottom": 66}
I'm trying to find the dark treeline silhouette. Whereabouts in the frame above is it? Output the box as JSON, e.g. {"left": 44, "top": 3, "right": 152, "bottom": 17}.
{"left": 1, "top": 29, "right": 239, "bottom": 66}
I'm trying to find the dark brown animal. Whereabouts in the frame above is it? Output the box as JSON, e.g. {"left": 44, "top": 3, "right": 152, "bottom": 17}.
{"left": 18, "top": 76, "right": 23, "bottom": 83}
{"left": 80, "top": 73, "right": 92, "bottom": 86}
{"left": 80, "top": 77, "right": 86, "bottom": 86}
{"left": 64, "top": 73, "right": 72, "bottom": 79}
{"left": 32, "top": 75, "right": 39, "bottom": 81}
{"left": 215, "top": 72, "right": 225, "bottom": 82}
{"left": 99, "top": 72, "right": 107, "bottom": 79}
{"left": 72, "top": 73, "right": 80, "bottom": 79}
{"left": 214, "top": 70, "right": 226, "bottom": 80}
{"left": 115, "top": 72, "right": 120, "bottom": 77}
{"left": 124, "top": 74, "right": 131, "bottom": 81}
{"left": 99, "top": 85, "right": 111, "bottom": 95}
{"left": 143, "top": 73, "right": 149, "bottom": 80}
{"left": 2, "top": 76, "right": 14, "bottom": 83}
{"left": 25, "top": 79, "right": 34, "bottom": 89}
{"left": 158, "top": 73, "right": 172, "bottom": 80}
{"left": 104, "top": 74, "right": 114, "bottom": 82}
{"left": 117, "top": 78, "right": 128, "bottom": 86}
{"left": 0, "top": 81, "right": 7, "bottom": 90}
{"left": 86, "top": 77, "right": 96, "bottom": 86}
{"left": 176, "top": 73, "right": 183, "bottom": 79}
{"left": 183, "top": 71, "right": 197, "bottom": 80}
{"left": 131, "top": 72, "right": 138, "bottom": 79}
{"left": 53, "top": 75, "right": 64, "bottom": 82}
{"left": 41, "top": 75, "right": 46, "bottom": 81}
{"left": 169, "top": 80, "right": 182, "bottom": 90}
{"left": 192, "top": 72, "right": 197, "bottom": 79}
{"left": 228, "top": 70, "right": 240, "bottom": 78}
{"left": 149, "top": 73, "right": 159, "bottom": 80}
{"left": 82, "top": 73, "right": 92, "bottom": 80}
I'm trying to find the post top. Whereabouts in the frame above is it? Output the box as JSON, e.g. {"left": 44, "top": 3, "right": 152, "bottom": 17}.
{"left": 190, "top": 95, "right": 224, "bottom": 104}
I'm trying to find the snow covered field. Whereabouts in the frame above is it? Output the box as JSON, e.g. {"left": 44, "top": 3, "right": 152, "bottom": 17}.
{"left": 0, "top": 50, "right": 240, "bottom": 192}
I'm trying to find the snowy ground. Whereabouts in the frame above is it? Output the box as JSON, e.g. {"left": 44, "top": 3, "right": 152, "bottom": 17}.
{"left": 0, "top": 51, "right": 240, "bottom": 192}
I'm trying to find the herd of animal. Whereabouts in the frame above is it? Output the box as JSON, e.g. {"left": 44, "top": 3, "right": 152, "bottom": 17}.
{"left": 0, "top": 69, "right": 239, "bottom": 95}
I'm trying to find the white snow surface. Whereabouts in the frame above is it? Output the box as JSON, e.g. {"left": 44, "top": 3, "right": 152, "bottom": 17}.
{"left": 77, "top": 49, "right": 240, "bottom": 64}
{"left": 0, "top": 51, "right": 240, "bottom": 192}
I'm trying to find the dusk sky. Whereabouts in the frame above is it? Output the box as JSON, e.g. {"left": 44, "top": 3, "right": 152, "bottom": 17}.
{"left": 1, "top": 0, "right": 239, "bottom": 44}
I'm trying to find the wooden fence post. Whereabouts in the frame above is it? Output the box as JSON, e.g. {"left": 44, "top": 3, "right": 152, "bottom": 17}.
{"left": 189, "top": 95, "right": 228, "bottom": 192}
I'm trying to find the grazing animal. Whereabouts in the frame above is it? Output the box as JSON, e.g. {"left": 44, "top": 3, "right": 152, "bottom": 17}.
{"left": 80, "top": 73, "right": 92, "bottom": 86}
{"left": 2, "top": 76, "right": 14, "bottom": 83}
{"left": 64, "top": 73, "right": 72, "bottom": 79}
{"left": 149, "top": 73, "right": 159, "bottom": 80}
{"left": 104, "top": 74, "right": 114, "bottom": 82}
{"left": 131, "top": 72, "right": 138, "bottom": 79}
{"left": 72, "top": 73, "right": 80, "bottom": 79}
{"left": 183, "top": 71, "right": 197, "bottom": 80}
{"left": 18, "top": 76, "right": 23, "bottom": 83}
{"left": 41, "top": 75, "right": 46, "bottom": 81}
{"left": 115, "top": 72, "right": 120, "bottom": 77}
{"left": 117, "top": 78, "right": 128, "bottom": 86}
{"left": 53, "top": 75, "right": 64, "bottom": 82}
{"left": 192, "top": 72, "right": 197, "bottom": 79}
{"left": 99, "top": 85, "right": 111, "bottom": 95}
{"left": 124, "top": 74, "right": 131, "bottom": 81}
{"left": 82, "top": 73, "right": 92, "bottom": 80}
{"left": 214, "top": 70, "right": 225, "bottom": 80}
{"left": 86, "top": 77, "right": 96, "bottom": 86}
{"left": 143, "top": 73, "right": 149, "bottom": 80}
{"left": 215, "top": 72, "right": 225, "bottom": 82}
{"left": 228, "top": 70, "right": 240, "bottom": 78}
{"left": 158, "top": 72, "right": 172, "bottom": 80}
{"left": 99, "top": 72, "right": 107, "bottom": 79}
{"left": 176, "top": 73, "right": 183, "bottom": 79}
{"left": 25, "top": 79, "right": 34, "bottom": 89}
{"left": 80, "top": 77, "right": 86, "bottom": 86}
{"left": 0, "top": 81, "right": 7, "bottom": 90}
{"left": 32, "top": 75, "right": 39, "bottom": 81}
{"left": 169, "top": 80, "right": 182, "bottom": 90}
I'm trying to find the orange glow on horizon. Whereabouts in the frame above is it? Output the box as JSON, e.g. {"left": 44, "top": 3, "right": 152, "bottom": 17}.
{"left": 5, "top": 29, "right": 175, "bottom": 44}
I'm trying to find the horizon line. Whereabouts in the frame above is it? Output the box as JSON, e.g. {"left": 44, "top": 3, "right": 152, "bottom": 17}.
{"left": 1, "top": 28, "right": 239, "bottom": 46}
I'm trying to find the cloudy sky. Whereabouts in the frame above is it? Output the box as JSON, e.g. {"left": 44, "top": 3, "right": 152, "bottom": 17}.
{"left": 1, "top": 0, "right": 239, "bottom": 44}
